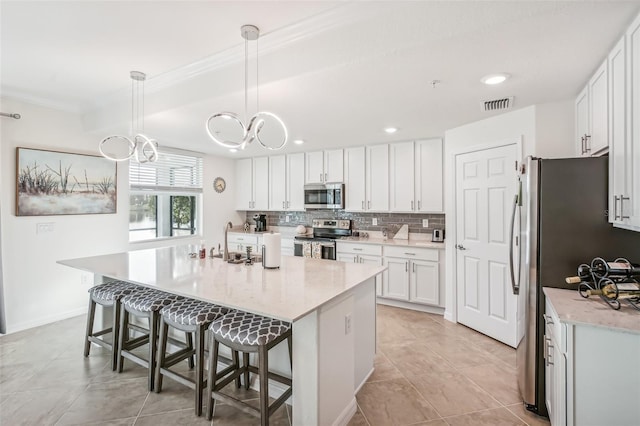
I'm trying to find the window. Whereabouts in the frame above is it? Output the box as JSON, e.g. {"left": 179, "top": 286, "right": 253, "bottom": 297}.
{"left": 129, "top": 149, "right": 203, "bottom": 242}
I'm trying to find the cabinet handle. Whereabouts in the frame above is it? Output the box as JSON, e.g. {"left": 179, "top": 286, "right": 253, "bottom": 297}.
{"left": 353, "top": 248, "right": 363, "bottom": 251}
{"left": 404, "top": 252, "right": 416, "bottom": 256}
{"left": 362, "top": 201, "right": 365, "bottom": 210}
{"left": 283, "top": 201, "right": 285, "bottom": 209}
{"left": 411, "top": 200, "right": 414, "bottom": 210}
{"left": 585, "top": 134, "right": 591, "bottom": 153}
{"left": 580, "top": 136, "right": 585, "bottom": 155}
{"left": 621, "top": 196, "right": 630, "bottom": 220}
{"left": 543, "top": 313, "right": 553, "bottom": 325}
{"left": 412, "top": 263, "right": 415, "bottom": 273}
{"left": 325, "top": 173, "right": 328, "bottom": 182}
{"left": 368, "top": 201, "right": 371, "bottom": 209}
{"left": 613, "top": 195, "right": 619, "bottom": 220}
{"left": 320, "top": 173, "right": 323, "bottom": 182}
{"left": 547, "top": 338, "right": 554, "bottom": 366}
{"left": 287, "top": 201, "right": 290, "bottom": 208}
{"left": 405, "top": 261, "right": 408, "bottom": 272}
{"left": 418, "top": 200, "right": 421, "bottom": 210}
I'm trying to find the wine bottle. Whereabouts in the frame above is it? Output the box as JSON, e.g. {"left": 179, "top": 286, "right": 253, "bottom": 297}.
{"left": 591, "top": 258, "right": 640, "bottom": 278}
{"left": 565, "top": 264, "right": 593, "bottom": 284}
{"left": 586, "top": 282, "right": 640, "bottom": 299}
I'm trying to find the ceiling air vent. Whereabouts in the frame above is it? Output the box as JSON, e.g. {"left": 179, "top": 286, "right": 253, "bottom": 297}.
{"left": 481, "top": 96, "right": 514, "bottom": 112}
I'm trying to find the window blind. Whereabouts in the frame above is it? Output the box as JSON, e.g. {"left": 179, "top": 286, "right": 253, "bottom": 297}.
{"left": 129, "top": 149, "right": 203, "bottom": 193}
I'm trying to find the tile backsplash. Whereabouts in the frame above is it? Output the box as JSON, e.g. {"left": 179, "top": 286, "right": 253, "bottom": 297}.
{"left": 244, "top": 211, "right": 445, "bottom": 234}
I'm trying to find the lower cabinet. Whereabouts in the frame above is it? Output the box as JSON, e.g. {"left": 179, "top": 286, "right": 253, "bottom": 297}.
{"left": 336, "top": 242, "right": 383, "bottom": 296}
{"left": 383, "top": 246, "right": 442, "bottom": 307}
{"left": 227, "top": 234, "right": 260, "bottom": 256}
{"left": 544, "top": 301, "right": 566, "bottom": 426}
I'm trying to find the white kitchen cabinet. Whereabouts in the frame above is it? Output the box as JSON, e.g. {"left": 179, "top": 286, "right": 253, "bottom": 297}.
{"left": 227, "top": 234, "right": 260, "bottom": 255}
{"left": 589, "top": 59, "right": 609, "bottom": 155}
{"left": 389, "top": 139, "right": 443, "bottom": 213}
{"left": 575, "top": 59, "right": 608, "bottom": 157}
{"left": 575, "top": 85, "right": 590, "bottom": 157}
{"left": 544, "top": 300, "right": 566, "bottom": 426}
{"left": 336, "top": 242, "right": 383, "bottom": 295}
{"left": 235, "top": 157, "right": 269, "bottom": 211}
{"left": 305, "top": 149, "right": 343, "bottom": 184}
{"left": 628, "top": 13, "right": 640, "bottom": 230}
{"left": 415, "top": 139, "right": 443, "bottom": 213}
{"left": 608, "top": 36, "right": 631, "bottom": 225}
{"left": 344, "top": 145, "right": 389, "bottom": 212}
{"left": 281, "top": 237, "right": 294, "bottom": 257}
{"left": 268, "top": 153, "right": 305, "bottom": 211}
{"left": 382, "top": 246, "right": 441, "bottom": 307}
{"left": 389, "top": 142, "right": 415, "bottom": 212}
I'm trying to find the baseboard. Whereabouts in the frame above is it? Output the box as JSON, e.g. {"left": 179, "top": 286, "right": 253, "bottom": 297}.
{"left": 444, "top": 310, "right": 455, "bottom": 323}
{"left": 376, "top": 298, "right": 445, "bottom": 316}
{"left": 332, "top": 397, "right": 357, "bottom": 426}
{"left": 355, "top": 367, "right": 374, "bottom": 395}
{"left": 4, "top": 306, "right": 87, "bottom": 334}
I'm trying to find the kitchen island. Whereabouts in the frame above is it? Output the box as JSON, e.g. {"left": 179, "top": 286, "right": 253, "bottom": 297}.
{"left": 59, "top": 245, "right": 385, "bottom": 426}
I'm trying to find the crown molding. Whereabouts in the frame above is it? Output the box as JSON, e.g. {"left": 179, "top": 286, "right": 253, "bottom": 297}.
{"left": 0, "top": 89, "right": 82, "bottom": 114}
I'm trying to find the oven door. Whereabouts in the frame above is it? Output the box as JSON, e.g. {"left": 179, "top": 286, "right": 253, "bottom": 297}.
{"left": 293, "top": 240, "right": 336, "bottom": 260}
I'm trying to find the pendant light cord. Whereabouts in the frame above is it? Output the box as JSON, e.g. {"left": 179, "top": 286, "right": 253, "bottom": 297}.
{"left": 244, "top": 36, "right": 248, "bottom": 124}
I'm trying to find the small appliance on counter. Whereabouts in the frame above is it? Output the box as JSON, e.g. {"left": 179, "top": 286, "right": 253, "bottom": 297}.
{"left": 253, "top": 214, "right": 267, "bottom": 232}
{"left": 432, "top": 228, "right": 444, "bottom": 242}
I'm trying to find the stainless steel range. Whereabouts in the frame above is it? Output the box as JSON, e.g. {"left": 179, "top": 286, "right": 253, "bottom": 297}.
{"left": 294, "top": 219, "right": 351, "bottom": 260}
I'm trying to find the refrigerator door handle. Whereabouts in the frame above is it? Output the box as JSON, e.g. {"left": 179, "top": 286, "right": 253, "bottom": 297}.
{"left": 509, "top": 193, "right": 521, "bottom": 295}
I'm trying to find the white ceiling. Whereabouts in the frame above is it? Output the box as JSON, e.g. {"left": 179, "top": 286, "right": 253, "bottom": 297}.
{"left": 2, "top": 1, "right": 640, "bottom": 158}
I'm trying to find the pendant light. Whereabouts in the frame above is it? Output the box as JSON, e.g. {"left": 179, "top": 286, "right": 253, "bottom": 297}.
{"left": 99, "top": 71, "right": 158, "bottom": 163}
{"left": 205, "top": 25, "right": 288, "bottom": 151}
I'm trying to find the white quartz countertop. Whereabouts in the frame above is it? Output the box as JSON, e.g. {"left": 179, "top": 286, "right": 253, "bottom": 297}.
{"left": 543, "top": 287, "right": 640, "bottom": 334}
{"left": 337, "top": 237, "right": 446, "bottom": 249}
{"left": 59, "top": 246, "right": 385, "bottom": 322}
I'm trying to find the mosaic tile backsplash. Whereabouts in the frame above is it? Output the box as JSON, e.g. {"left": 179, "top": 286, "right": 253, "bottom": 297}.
{"left": 244, "top": 210, "right": 445, "bottom": 234}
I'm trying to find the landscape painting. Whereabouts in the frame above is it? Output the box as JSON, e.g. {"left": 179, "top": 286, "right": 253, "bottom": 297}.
{"left": 16, "top": 147, "right": 117, "bottom": 216}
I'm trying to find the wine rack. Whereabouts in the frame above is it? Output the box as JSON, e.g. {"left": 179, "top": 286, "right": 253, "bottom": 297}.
{"left": 574, "top": 257, "right": 640, "bottom": 311}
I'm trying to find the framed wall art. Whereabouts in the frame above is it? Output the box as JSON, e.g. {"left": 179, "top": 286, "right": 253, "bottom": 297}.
{"left": 16, "top": 147, "right": 117, "bottom": 216}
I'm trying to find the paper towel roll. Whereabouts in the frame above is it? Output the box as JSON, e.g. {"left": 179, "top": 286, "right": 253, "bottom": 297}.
{"left": 262, "top": 232, "right": 281, "bottom": 269}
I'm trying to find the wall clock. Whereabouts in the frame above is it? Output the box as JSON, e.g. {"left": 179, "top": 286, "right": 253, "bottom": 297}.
{"left": 213, "top": 177, "right": 226, "bottom": 193}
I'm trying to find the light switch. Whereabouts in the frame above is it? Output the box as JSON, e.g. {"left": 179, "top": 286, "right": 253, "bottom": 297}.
{"left": 422, "top": 219, "right": 429, "bottom": 228}
{"left": 372, "top": 218, "right": 378, "bottom": 226}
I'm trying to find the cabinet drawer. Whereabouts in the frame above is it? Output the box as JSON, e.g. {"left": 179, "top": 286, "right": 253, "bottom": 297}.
{"left": 383, "top": 246, "right": 438, "bottom": 261}
{"left": 336, "top": 242, "right": 382, "bottom": 256}
{"left": 544, "top": 298, "right": 566, "bottom": 353}
{"left": 228, "top": 234, "right": 259, "bottom": 245}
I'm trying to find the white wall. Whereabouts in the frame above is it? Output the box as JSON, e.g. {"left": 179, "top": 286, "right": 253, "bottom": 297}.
{"left": 0, "top": 97, "right": 241, "bottom": 333}
{"left": 442, "top": 102, "right": 574, "bottom": 321}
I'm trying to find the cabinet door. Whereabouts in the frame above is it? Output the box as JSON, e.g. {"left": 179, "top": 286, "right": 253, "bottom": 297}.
{"left": 382, "top": 257, "right": 409, "bottom": 300}
{"left": 415, "top": 139, "right": 443, "bottom": 213}
{"left": 235, "top": 158, "right": 253, "bottom": 210}
{"left": 345, "top": 147, "right": 366, "bottom": 211}
{"left": 305, "top": 151, "right": 324, "bottom": 184}
{"left": 389, "top": 142, "right": 415, "bottom": 212}
{"left": 544, "top": 324, "right": 555, "bottom": 424}
{"left": 337, "top": 253, "right": 358, "bottom": 263}
{"left": 609, "top": 36, "right": 628, "bottom": 225}
{"left": 358, "top": 254, "right": 383, "bottom": 297}
{"left": 269, "top": 155, "right": 286, "bottom": 211}
{"left": 628, "top": 15, "right": 640, "bottom": 229}
{"left": 366, "top": 144, "right": 389, "bottom": 211}
{"left": 575, "top": 85, "right": 590, "bottom": 157}
{"left": 324, "top": 149, "right": 344, "bottom": 183}
{"left": 589, "top": 60, "right": 609, "bottom": 155}
{"left": 286, "top": 153, "right": 305, "bottom": 211}
{"left": 409, "top": 260, "right": 439, "bottom": 306}
{"left": 253, "top": 157, "right": 269, "bottom": 210}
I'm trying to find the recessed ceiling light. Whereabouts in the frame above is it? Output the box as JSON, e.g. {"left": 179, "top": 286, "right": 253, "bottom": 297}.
{"left": 229, "top": 148, "right": 238, "bottom": 153}
{"left": 294, "top": 139, "right": 305, "bottom": 145}
{"left": 481, "top": 73, "right": 510, "bottom": 85}
{"left": 384, "top": 127, "right": 398, "bottom": 134}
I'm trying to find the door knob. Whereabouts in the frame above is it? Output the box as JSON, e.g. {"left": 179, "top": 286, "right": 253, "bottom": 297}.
{"left": 456, "top": 244, "right": 467, "bottom": 250}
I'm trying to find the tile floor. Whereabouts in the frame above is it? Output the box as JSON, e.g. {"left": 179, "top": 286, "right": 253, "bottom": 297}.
{"left": 0, "top": 304, "right": 550, "bottom": 425}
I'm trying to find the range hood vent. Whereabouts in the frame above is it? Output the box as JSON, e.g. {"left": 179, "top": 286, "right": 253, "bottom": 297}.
{"left": 481, "top": 96, "right": 514, "bottom": 112}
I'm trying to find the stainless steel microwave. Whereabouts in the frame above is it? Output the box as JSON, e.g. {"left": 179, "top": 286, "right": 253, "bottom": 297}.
{"left": 304, "top": 183, "right": 344, "bottom": 209}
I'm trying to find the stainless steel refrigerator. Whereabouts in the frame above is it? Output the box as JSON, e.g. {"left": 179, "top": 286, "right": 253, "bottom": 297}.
{"left": 513, "top": 156, "right": 640, "bottom": 417}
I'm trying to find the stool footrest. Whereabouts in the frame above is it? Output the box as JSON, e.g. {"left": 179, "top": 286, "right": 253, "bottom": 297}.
{"left": 123, "top": 334, "right": 149, "bottom": 351}
{"left": 244, "top": 365, "right": 292, "bottom": 387}
{"left": 158, "top": 367, "right": 200, "bottom": 391}
{"left": 211, "top": 391, "right": 261, "bottom": 418}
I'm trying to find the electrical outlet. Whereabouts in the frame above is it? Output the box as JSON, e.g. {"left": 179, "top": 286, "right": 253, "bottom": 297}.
{"left": 372, "top": 218, "right": 378, "bottom": 226}
{"left": 422, "top": 219, "right": 429, "bottom": 228}
{"left": 36, "top": 222, "right": 54, "bottom": 234}
{"left": 345, "top": 314, "right": 352, "bottom": 335}
{"left": 80, "top": 274, "right": 91, "bottom": 286}
{"left": 285, "top": 215, "right": 290, "bottom": 223}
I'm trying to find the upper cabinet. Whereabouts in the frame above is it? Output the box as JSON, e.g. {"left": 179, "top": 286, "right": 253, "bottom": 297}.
{"left": 235, "top": 157, "right": 268, "bottom": 211}
{"left": 626, "top": 14, "right": 640, "bottom": 230}
{"left": 269, "top": 153, "right": 305, "bottom": 211}
{"left": 390, "top": 139, "right": 443, "bottom": 213}
{"left": 576, "top": 60, "right": 609, "bottom": 157}
{"left": 305, "top": 149, "right": 343, "bottom": 184}
{"left": 344, "top": 145, "right": 389, "bottom": 212}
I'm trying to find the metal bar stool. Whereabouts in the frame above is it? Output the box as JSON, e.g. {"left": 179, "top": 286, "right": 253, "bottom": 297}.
{"left": 154, "top": 298, "right": 231, "bottom": 416}
{"left": 84, "top": 280, "right": 144, "bottom": 370}
{"left": 206, "top": 310, "right": 293, "bottom": 426}
{"left": 117, "top": 287, "right": 185, "bottom": 391}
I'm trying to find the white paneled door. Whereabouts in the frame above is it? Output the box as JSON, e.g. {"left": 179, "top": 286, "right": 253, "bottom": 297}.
{"left": 455, "top": 143, "right": 518, "bottom": 347}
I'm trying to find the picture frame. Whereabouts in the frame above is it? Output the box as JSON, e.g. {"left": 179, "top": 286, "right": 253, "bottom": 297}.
{"left": 16, "top": 147, "right": 117, "bottom": 216}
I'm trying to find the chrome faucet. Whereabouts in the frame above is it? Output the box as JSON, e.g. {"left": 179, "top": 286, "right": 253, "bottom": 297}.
{"left": 223, "top": 222, "right": 233, "bottom": 261}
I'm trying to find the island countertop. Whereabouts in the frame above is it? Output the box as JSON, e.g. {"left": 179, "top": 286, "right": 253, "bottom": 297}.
{"left": 59, "top": 245, "right": 386, "bottom": 322}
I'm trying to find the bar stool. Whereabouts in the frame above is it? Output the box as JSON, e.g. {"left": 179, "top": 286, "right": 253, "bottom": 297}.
{"left": 117, "top": 287, "right": 184, "bottom": 391}
{"left": 154, "top": 298, "right": 231, "bottom": 416}
{"left": 84, "top": 280, "right": 143, "bottom": 370}
{"left": 206, "top": 310, "right": 293, "bottom": 425}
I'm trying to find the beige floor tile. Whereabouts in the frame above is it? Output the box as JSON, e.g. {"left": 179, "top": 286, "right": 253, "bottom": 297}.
{"left": 0, "top": 385, "right": 87, "bottom": 425}
{"left": 356, "top": 377, "right": 440, "bottom": 426}
{"left": 139, "top": 378, "right": 198, "bottom": 416}
{"left": 55, "top": 378, "right": 149, "bottom": 425}
{"left": 367, "top": 352, "right": 403, "bottom": 382}
{"left": 422, "top": 336, "right": 498, "bottom": 370}
{"left": 409, "top": 370, "right": 501, "bottom": 417}
{"left": 346, "top": 408, "right": 370, "bottom": 426}
{"left": 443, "top": 407, "right": 526, "bottom": 425}
{"left": 80, "top": 419, "right": 137, "bottom": 425}
{"left": 413, "top": 420, "right": 449, "bottom": 426}
{"left": 210, "top": 398, "right": 290, "bottom": 425}
{"left": 135, "top": 408, "right": 211, "bottom": 425}
{"left": 381, "top": 341, "right": 455, "bottom": 377}
{"left": 377, "top": 316, "right": 419, "bottom": 344}
{"left": 458, "top": 363, "right": 521, "bottom": 405}
{"left": 27, "top": 354, "right": 111, "bottom": 390}
{"left": 505, "top": 403, "right": 551, "bottom": 426}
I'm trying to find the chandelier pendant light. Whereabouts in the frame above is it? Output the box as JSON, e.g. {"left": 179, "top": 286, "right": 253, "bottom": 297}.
{"left": 99, "top": 71, "right": 159, "bottom": 163}
{"left": 206, "top": 25, "right": 288, "bottom": 151}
